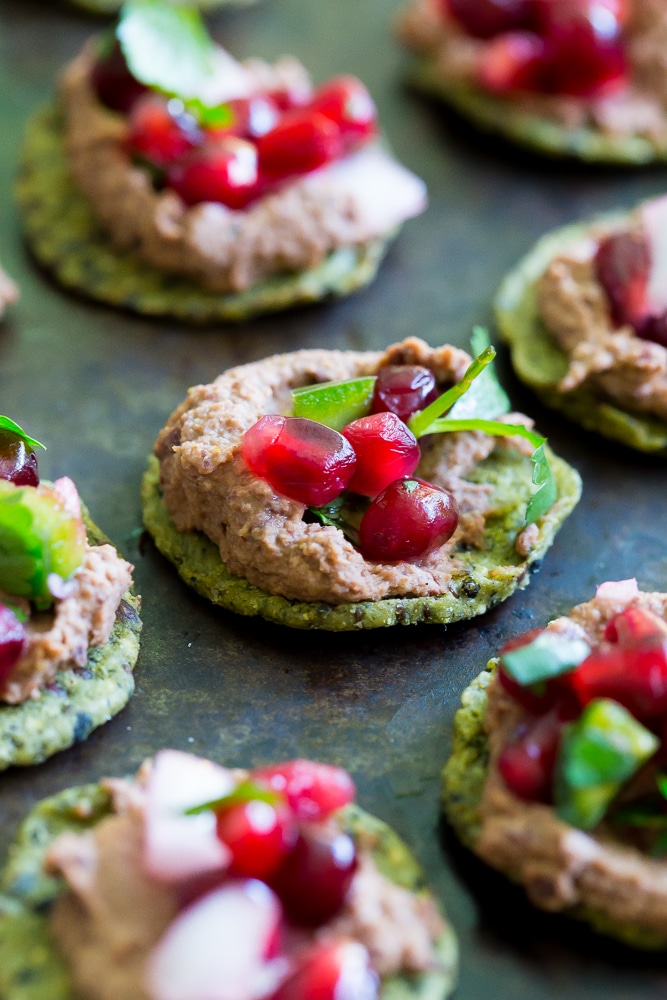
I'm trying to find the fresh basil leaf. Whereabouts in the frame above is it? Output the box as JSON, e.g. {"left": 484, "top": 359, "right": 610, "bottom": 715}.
{"left": 500, "top": 632, "right": 590, "bottom": 686}
{"left": 118, "top": 0, "right": 217, "bottom": 100}
{"left": 407, "top": 346, "right": 496, "bottom": 439}
{"left": 184, "top": 779, "right": 280, "bottom": 816}
{"left": 0, "top": 416, "right": 45, "bottom": 452}
{"left": 447, "top": 328, "right": 510, "bottom": 422}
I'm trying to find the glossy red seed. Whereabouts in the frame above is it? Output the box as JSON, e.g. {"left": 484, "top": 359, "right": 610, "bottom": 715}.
{"left": 308, "top": 76, "right": 377, "bottom": 149}
{"left": 0, "top": 604, "right": 26, "bottom": 686}
{"left": 215, "top": 798, "right": 296, "bottom": 880}
{"left": 570, "top": 642, "right": 667, "bottom": 720}
{"left": 497, "top": 708, "right": 563, "bottom": 802}
{"left": 242, "top": 415, "right": 356, "bottom": 507}
{"left": 271, "top": 941, "right": 378, "bottom": 1000}
{"left": 126, "top": 95, "right": 202, "bottom": 168}
{"left": 636, "top": 311, "right": 667, "bottom": 349}
{"left": 256, "top": 110, "right": 344, "bottom": 180}
{"left": 604, "top": 607, "right": 667, "bottom": 646}
{"left": 342, "top": 413, "right": 420, "bottom": 498}
{"left": 595, "top": 230, "right": 651, "bottom": 327}
{"left": 370, "top": 365, "right": 439, "bottom": 423}
{"left": 90, "top": 37, "right": 147, "bottom": 113}
{"left": 167, "top": 138, "right": 264, "bottom": 209}
{"left": 445, "top": 0, "right": 534, "bottom": 38}
{"left": 208, "top": 96, "right": 281, "bottom": 141}
{"left": 269, "top": 825, "right": 358, "bottom": 926}
{"left": 358, "top": 478, "right": 459, "bottom": 563}
{"left": 533, "top": 0, "right": 627, "bottom": 96}
{"left": 477, "top": 31, "right": 549, "bottom": 94}
{"left": 252, "top": 760, "right": 356, "bottom": 822}
{"left": 0, "top": 432, "right": 39, "bottom": 486}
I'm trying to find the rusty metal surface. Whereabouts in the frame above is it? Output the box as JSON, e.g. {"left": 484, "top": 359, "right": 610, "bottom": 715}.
{"left": 2, "top": 1, "right": 667, "bottom": 996}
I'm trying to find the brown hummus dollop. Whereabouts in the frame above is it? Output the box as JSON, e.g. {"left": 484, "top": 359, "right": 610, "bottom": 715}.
{"left": 474, "top": 583, "right": 667, "bottom": 936}
{"left": 155, "top": 337, "right": 536, "bottom": 605}
{"left": 397, "top": 0, "right": 667, "bottom": 141}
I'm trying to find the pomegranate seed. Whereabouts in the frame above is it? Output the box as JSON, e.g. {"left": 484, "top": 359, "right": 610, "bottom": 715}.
{"left": 342, "top": 413, "right": 420, "bottom": 498}
{"left": 268, "top": 86, "right": 311, "bottom": 113}
{"left": 271, "top": 941, "right": 378, "bottom": 1000}
{"left": 604, "top": 607, "right": 667, "bottom": 646}
{"left": 252, "top": 760, "right": 356, "bottom": 822}
{"left": 358, "top": 478, "right": 459, "bottom": 563}
{"left": 534, "top": 0, "right": 627, "bottom": 96}
{"left": 215, "top": 798, "right": 296, "bottom": 881}
{"left": 168, "top": 138, "right": 264, "bottom": 209}
{"left": 269, "top": 825, "right": 358, "bottom": 927}
{"left": 0, "top": 604, "right": 26, "bottom": 686}
{"left": 90, "top": 37, "right": 147, "bottom": 114}
{"left": 477, "top": 31, "right": 549, "bottom": 94}
{"left": 595, "top": 230, "right": 652, "bottom": 328}
{"left": 308, "top": 76, "right": 377, "bottom": 150}
{"left": 0, "top": 431, "right": 39, "bottom": 486}
{"left": 445, "top": 0, "right": 534, "bottom": 38}
{"left": 256, "top": 110, "right": 344, "bottom": 180}
{"left": 126, "top": 95, "right": 202, "bottom": 168}
{"left": 370, "top": 365, "right": 438, "bottom": 423}
{"left": 636, "top": 311, "right": 667, "bottom": 349}
{"left": 497, "top": 707, "right": 564, "bottom": 802}
{"left": 242, "top": 415, "right": 356, "bottom": 507}
{"left": 570, "top": 642, "right": 667, "bottom": 720}
{"left": 208, "top": 96, "right": 281, "bottom": 141}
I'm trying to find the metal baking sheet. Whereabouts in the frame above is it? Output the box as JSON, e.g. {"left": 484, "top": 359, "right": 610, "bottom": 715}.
{"left": 2, "top": 1, "right": 667, "bottom": 997}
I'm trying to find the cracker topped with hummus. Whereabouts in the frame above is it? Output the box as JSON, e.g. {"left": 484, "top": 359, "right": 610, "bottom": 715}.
{"left": 442, "top": 578, "right": 667, "bottom": 948}
{"left": 396, "top": 0, "right": 667, "bottom": 163}
{"left": 0, "top": 416, "right": 141, "bottom": 768}
{"left": 0, "top": 750, "right": 457, "bottom": 1000}
{"left": 496, "top": 194, "right": 667, "bottom": 453}
{"left": 18, "top": 0, "right": 426, "bottom": 322}
{"left": 142, "top": 334, "right": 581, "bottom": 630}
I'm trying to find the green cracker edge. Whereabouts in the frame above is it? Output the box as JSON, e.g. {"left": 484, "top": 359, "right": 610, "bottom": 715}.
{"left": 17, "top": 105, "right": 391, "bottom": 323}
{"left": 0, "top": 789, "right": 458, "bottom": 1000}
{"left": 141, "top": 443, "right": 581, "bottom": 631}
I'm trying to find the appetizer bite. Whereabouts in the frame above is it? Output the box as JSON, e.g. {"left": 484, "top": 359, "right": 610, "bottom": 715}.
{"left": 0, "top": 416, "right": 141, "bottom": 768}
{"left": 0, "top": 263, "right": 18, "bottom": 319}
{"left": 396, "top": 0, "right": 667, "bottom": 163}
{"left": 142, "top": 334, "right": 581, "bottom": 629}
{"left": 18, "top": 0, "right": 426, "bottom": 322}
{"left": 0, "top": 751, "right": 457, "bottom": 1000}
{"left": 442, "top": 578, "right": 667, "bottom": 947}
{"left": 496, "top": 194, "right": 667, "bottom": 453}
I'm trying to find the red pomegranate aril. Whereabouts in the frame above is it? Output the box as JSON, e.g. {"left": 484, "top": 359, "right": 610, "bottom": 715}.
{"left": 342, "top": 412, "right": 420, "bottom": 498}
{"left": 90, "top": 37, "right": 147, "bottom": 113}
{"left": 604, "top": 607, "right": 667, "bottom": 646}
{"left": 271, "top": 941, "right": 378, "bottom": 1000}
{"left": 209, "top": 96, "right": 281, "bottom": 140}
{"left": 534, "top": 0, "right": 627, "bottom": 96}
{"left": 0, "top": 604, "right": 26, "bottom": 686}
{"left": 477, "top": 31, "right": 549, "bottom": 94}
{"left": 308, "top": 76, "right": 377, "bottom": 149}
{"left": 126, "top": 95, "right": 202, "bottom": 168}
{"left": 570, "top": 642, "right": 667, "bottom": 720}
{"left": 636, "top": 311, "right": 667, "bottom": 349}
{"left": 0, "top": 432, "right": 39, "bottom": 487}
{"left": 497, "top": 707, "right": 564, "bottom": 802}
{"left": 257, "top": 110, "right": 344, "bottom": 180}
{"left": 358, "top": 478, "right": 459, "bottom": 563}
{"left": 168, "top": 138, "right": 263, "bottom": 209}
{"left": 445, "top": 0, "right": 534, "bottom": 38}
{"left": 242, "top": 415, "right": 356, "bottom": 507}
{"left": 215, "top": 798, "right": 296, "bottom": 881}
{"left": 370, "top": 365, "right": 439, "bottom": 423}
{"left": 270, "top": 825, "right": 358, "bottom": 926}
{"left": 595, "top": 230, "right": 652, "bottom": 327}
{"left": 252, "top": 760, "right": 356, "bottom": 822}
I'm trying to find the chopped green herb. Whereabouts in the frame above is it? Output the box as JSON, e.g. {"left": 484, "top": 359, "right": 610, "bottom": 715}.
{"left": 407, "top": 346, "right": 496, "bottom": 439}
{"left": 500, "top": 632, "right": 590, "bottom": 686}
{"left": 0, "top": 417, "right": 45, "bottom": 452}
{"left": 291, "top": 377, "right": 376, "bottom": 431}
{"left": 184, "top": 98, "right": 234, "bottom": 130}
{"left": 184, "top": 778, "right": 280, "bottom": 815}
{"left": 447, "top": 327, "right": 510, "bottom": 421}
{"left": 659, "top": 772, "right": 667, "bottom": 800}
{"left": 307, "top": 495, "right": 363, "bottom": 547}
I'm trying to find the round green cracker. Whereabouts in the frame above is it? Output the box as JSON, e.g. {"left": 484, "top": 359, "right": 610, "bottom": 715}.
{"left": 441, "top": 664, "right": 667, "bottom": 950}
{"left": 141, "top": 439, "right": 582, "bottom": 631}
{"left": 494, "top": 213, "right": 667, "bottom": 454}
{"left": 17, "top": 105, "right": 392, "bottom": 323}
{"left": 0, "top": 784, "right": 457, "bottom": 1000}
{"left": 0, "top": 514, "right": 142, "bottom": 770}
{"left": 409, "top": 58, "right": 667, "bottom": 164}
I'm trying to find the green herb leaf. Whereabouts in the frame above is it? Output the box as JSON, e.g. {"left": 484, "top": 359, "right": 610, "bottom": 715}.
{"left": 184, "top": 98, "right": 234, "bottom": 130}
{"left": 657, "top": 772, "right": 667, "bottom": 800}
{"left": 407, "top": 346, "right": 497, "bottom": 439}
{"left": 118, "top": 0, "right": 217, "bottom": 100}
{"left": 291, "top": 377, "right": 376, "bottom": 431}
{"left": 0, "top": 416, "right": 45, "bottom": 452}
{"left": 307, "top": 495, "right": 362, "bottom": 547}
{"left": 525, "top": 443, "right": 557, "bottom": 524}
{"left": 500, "top": 632, "right": 590, "bottom": 686}
{"left": 184, "top": 778, "right": 280, "bottom": 816}
{"left": 447, "top": 328, "right": 510, "bottom": 422}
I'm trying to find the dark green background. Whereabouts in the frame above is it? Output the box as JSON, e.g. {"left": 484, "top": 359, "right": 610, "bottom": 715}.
{"left": 2, "top": 1, "right": 667, "bottom": 996}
